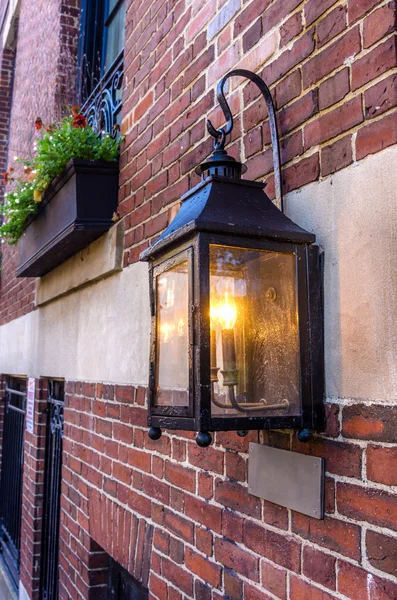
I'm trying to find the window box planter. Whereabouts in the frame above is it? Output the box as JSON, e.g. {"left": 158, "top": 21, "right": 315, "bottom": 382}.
{"left": 17, "top": 159, "right": 119, "bottom": 277}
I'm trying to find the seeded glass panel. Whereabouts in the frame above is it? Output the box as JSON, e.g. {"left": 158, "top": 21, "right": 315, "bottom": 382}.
{"left": 210, "top": 244, "right": 300, "bottom": 417}
{"left": 105, "top": 0, "right": 126, "bottom": 70}
{"left": 155, "top": 261, "right": 189, "bottom": 406}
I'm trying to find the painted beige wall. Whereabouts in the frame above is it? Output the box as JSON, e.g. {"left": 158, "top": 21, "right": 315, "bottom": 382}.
{"left": 0, "top": 146, "right": 396, "bottom": 401}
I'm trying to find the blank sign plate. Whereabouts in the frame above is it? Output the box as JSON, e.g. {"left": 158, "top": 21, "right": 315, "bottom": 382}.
{"left": 248, "top": 443, "right": 324, "bottom": 519}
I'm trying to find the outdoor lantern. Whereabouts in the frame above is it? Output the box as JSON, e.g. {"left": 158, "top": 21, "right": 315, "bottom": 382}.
{"left": 140, "top": 69, "right": 324, "bottom": 447}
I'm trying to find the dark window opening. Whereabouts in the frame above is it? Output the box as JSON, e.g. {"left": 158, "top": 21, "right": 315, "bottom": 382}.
{"left": 78, "top": 0, "right": 125, "bottom": 134}
{"left": 0, "top": 376, "right": 27, "bottom": 589}
{"left": 108, "top": 559, "right": 148, "bottom": 600}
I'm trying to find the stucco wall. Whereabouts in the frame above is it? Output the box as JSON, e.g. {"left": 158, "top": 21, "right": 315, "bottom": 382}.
{"left": 1, "top": 145, "right": 396, "bottom": 403}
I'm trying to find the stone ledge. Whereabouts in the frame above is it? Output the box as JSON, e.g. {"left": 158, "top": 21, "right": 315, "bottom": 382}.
{"left": 35, "top": 220, "right": 124, "bottom": 307}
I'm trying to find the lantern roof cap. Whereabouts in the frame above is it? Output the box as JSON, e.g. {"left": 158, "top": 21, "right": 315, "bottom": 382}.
{"left": 140, "top": 174, "right": 315, "bottom": 262}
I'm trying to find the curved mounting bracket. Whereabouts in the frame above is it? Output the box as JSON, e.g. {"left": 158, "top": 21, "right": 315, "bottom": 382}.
{"left": 207, "top": 69, "right": 284, "bottom": 213}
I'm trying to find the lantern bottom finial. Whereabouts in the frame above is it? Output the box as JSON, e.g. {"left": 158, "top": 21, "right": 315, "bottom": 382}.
{"left": 148, "top": 427, "right": 162, "bottom": 441}
{"left": 296, "top": 429, "right": 311, "bottom": 443}
{"left": 196, "top": 431, "right": 212, "bottom": 447}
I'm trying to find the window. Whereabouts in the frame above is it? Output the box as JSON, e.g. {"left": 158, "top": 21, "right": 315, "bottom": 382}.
{"left": 108, "top": 559, "right": 148, "bottom": 600}
{"left": 78, "top": 0, "right": 125, "bottom": 133}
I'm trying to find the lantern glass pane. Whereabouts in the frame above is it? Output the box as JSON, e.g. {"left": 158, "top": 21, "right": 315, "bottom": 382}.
{"left": 209, "top": 244, "right": 300, "bottom": 417}
{"left": 155, "top": 261, "right": 189, "bottom": 407}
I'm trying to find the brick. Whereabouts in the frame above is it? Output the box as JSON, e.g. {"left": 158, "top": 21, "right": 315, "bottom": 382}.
{"left": 318, "top": 68, "right": 350, "bottom": 110}
{"left": 185, "top": 547, "right": 222, "bottom": 587}
{"left": 222, "top": 510, "right": 243, "bottom": 543}
{"left": 356, "top": 110, "right": 397, "bottom": 160}
{"left": 263, "top": 30, "right": 315, "bottom": 86}
{"left": 243, "top": 18, "right": 262, "bottom": 54}
{"left": 161, "top": 558, "right": 193, "bottom": 596}
{"left": 169, "top": 537, "right": 184, "bottom": 564}
{"left": 188, "top": 443, "right": 224, "bottom": 474}
{"left": 225, "top": 452, "right": 246, "bottom": 482}
{"left": 304, "top": 96, "right": 363, "bottom": 148}
{"left": 134, "top": 91, "right": 153, "bottom": 121}
{"left": 142, "top": 475, "right": 170, "bottom": 505}
{"left": 289, "top": 576, "right": 338, "bottom": 600}
{"left": 338, "top": 560, "right": 397, "bottom": 600}
{"left": 149, "top": 573, "right": 167, "bottom": 599}
{"left": 243, "top": 583, "right": 273, "bottom": 600}
{"left": 186, "top": 0, "right": 217, "bottom": 41}
{"left": 365, "top": 73, "right": 397, "bottom": 119}
{"left": 196, "top": 527, "right": 213, "bottom": 556}
{"left": 317, "top": 6, "right": 347, "bottom": 48}
{"left": 164, "top": 462, "right": 196, "bottom": 493}
{"left": 185, "top": 496, "right": 222, "bottom": 533}
{"left": 278, "top": 90, "right": 318, "bottom": 136}
{"left": 208, "top": 42, "right": 241, "bottom": 86}
{"left": 184, "top": 46, "right": 215, "bottom": 88}
{"left": 215, "top": 480, "right": 261, "bottom": 518}
{"left": 348, "top": 0, "right": 384, "bottom": 23}
{"left": 292, "top": 513, "right": 361, "bottom": 559}
{"left": 280, "top": 13, "right": 303, "bottom": 48}
{"left": 352, "top": 37, "right": 397, "bottom": 91}
{"left": 275, "top": 70, "right": 302, "bottom": 109}
{"left": 195, "top": 580, "right": 211, "bottom": 600}
{"left": 224, "top": 570, "right": 243, "bottom": 600}
{"left": 261, "top": 561, "right": 287, "bottom": 600}
{"left": 367, "top": 445, "right": 397, "bottom": 485}
{"left": 303, "top": 27, "right": 361, "bottom": 88}
{"left": 262, "top": 0, "right": 302, "bottom": 34}
{"left": 337, "top": 482, "right": 397, "bottom": 531}
{"left": 262, "top": 499, "right": 289, "bottom": 530}
{"left": 234, "top": 0, "right": 272, "bottom": 37}
{"left": 303, "top": 546, "right": 336, "bottom": 590}
{"left": 208, "top": 0, "right": 240, "bottom": 41}
{"left": 244, "top": 521, "right": 301, "bottom": 572}
{"left": 305, "top": 0, "right": 338, "bottom": 26}
{"left": 366, "top": 530, "right": 397, "bottom": 576}
{"left": 293, "top": 435, "right": 361, "bottom": 478}
{"left": 363, "top": 2, "right": 396, "bottom": 48}
{"left": 342, "top": 403, "right": 397, "bottom": 441}
{"left": 321, "top": 135, "right": 353, "bottom": 176}
{"left": 214, "top": 538, "right": 259, "bottom": 580}
{"left": 282, "top": 153, "right": 320, "bottom": 194}
{"left": 153, "top": 527, "right": 170, "bottom": 554}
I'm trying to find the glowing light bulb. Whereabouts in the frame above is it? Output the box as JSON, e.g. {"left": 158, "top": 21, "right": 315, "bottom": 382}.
{"left": 160, "top": 322, "right": 174, "bottom": 343}
{"left": 210, "top": 304, "right": 218, "bottom": 326}
{"left": 217, "top": 292, "right": 237, "bottom": 330}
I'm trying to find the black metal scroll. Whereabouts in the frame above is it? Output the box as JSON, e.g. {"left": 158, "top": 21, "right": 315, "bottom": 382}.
{"left": 81, "top": 52, "right": 123, "bottom": 136}
{"left": 207, "top": 69, "right": 284, "bottom": 213}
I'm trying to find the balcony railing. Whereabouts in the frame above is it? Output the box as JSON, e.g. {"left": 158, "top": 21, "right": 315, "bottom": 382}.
{"left": 81, "top": 51, "right": 123, "bottom": 136}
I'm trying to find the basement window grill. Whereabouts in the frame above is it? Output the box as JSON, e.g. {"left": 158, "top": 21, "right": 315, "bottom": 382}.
{"left": 40, "top": 379, "right": 65, "bottom": 600}
{"left": 108, "top": 559, "right": 148, "bottom": 600}
{"left": 78, "top": 0, "right": 125, "bottom": 135}
{"left": 0, "top": 376, "right": 27, "bottom": 588}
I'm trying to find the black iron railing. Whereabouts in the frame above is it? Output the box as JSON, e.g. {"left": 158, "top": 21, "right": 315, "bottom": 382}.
{"left": 0, "top": 378, "right": 26, "bottom": 588}
{"left": 39, "top": 380, "right": 64, "bottom": 600}
{"left": 81, "top": 52, "right": 123, "bottom": 135}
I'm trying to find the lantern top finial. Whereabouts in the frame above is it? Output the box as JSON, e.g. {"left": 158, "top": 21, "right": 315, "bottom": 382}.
{"left": 194, "top": 146, "right": 247, "bottom": 180}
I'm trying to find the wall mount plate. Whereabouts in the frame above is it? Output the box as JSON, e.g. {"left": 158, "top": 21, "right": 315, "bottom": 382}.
{"left": 248, "top": 443, "right": 324, "bottom": 519}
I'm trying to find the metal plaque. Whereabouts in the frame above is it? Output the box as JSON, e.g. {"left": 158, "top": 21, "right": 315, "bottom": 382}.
{"left": 248, "top": 443, "right": 324, "bottom": 519}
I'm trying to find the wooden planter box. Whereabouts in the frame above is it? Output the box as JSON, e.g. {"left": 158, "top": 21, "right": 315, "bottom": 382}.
{"left": 17, "top": 159, "right": 119, "bottom": 277}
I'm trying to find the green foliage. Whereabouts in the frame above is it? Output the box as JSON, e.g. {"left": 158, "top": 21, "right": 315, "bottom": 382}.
{"left": 0, "top": 110, "right": 123, "bottom": 244}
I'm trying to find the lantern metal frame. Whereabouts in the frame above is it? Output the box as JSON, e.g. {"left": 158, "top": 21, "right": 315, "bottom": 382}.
{"left": 141, "top": 69, "right": 325, "bottom": 446}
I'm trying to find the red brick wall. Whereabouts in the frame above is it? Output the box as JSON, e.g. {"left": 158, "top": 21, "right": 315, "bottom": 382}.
{"left": 1, "top": 1, "right": 397, "bottom": 599}
{"left": 58, "top": 381, "right": 397, "bottom": 600}
{"left": 0, "top": 0, "right": 80, "bottom": 326}
{"left": 120, "top": 0, "right": 397, "bottom": 267}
